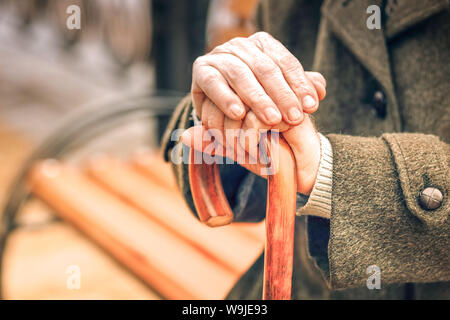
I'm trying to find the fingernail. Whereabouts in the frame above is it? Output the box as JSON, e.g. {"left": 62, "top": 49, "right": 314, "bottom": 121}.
{"left": 287, "top": 107, "right": 302, "bottom": 122}
{"left": 303, "top": 95, "right": 316, "bottom": 109}
{"left": 264, "top": 108, "right": 282, "bottom": 124}
{"left": 230, "top": 104, "right": 245, "bottom": 118}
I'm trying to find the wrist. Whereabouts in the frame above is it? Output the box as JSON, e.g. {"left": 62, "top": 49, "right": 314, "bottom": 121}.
{"left": 293, "top": 131, "right": 321, "bottom": 195}
{"left": 296, "top": 133, "right": 333, "bottom": 219}
{"left": 282, "top": 116, "right": 321, "bottom": 195}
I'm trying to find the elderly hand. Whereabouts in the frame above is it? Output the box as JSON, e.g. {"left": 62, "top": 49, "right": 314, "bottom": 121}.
{"left": 184, "top": 33, "right": 326, "bottom": 195}
{"left": 182, "top": 102, "right": 322, "bottom": 195}
{"left": 191, "top": 32, "right": 326, "bottom": 126}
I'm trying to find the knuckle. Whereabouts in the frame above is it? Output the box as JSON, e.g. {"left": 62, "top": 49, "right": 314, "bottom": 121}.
{"left": 201, "top": 70, "right": 218, "bottom": 86}
{"left": 211, "top": 43, "right": 229, "bottom": 54}
{"left": 279, "top": 54, "right": 302, "bottom": 73}
{"left": 228, "top": 37, "right": 247, "bottom": 47}
{"left": 277, "top": 91, "right": 300, "bottom": 108}
{"left": 252, "top": 31, "right": 271, "bottom": 40}
{"left": 245, "top": 112, "right": 259, "bottom": 128}
{"left": 247, "top": 89, "right": 268, "bottom": 105}
{"left": 253, "top": 59, "right": 278, "bottom": 76}
{"left": 218, "top": 94, "right": 237, "bottom": 110}
{"left": 193, "top": 56, "right": 206, "bottom": 69}
{"left": 227, "top": 64, "right": 249, "bottom": 80}
{"left": 250, "top": 32, "right": 272, "bottom": 50}
{"left": 291, "top": 78, "right": 313, "bottom": 94}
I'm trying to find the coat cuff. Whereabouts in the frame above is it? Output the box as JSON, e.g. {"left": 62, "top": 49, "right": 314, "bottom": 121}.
{"left": 296, "top": 133, "right": 333, "bottom": 218}
{"left": 324, "top": 134, "right": 450, "bottom": 290}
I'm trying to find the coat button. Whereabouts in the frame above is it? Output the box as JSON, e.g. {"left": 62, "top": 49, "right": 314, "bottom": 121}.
{"left": 372, "top": 90, "right": 387, "bottom": 118}
{"left": 419, "top": 187, "right": 443, "bottom": 210}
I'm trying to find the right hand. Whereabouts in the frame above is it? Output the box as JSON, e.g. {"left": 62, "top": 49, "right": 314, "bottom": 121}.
{"left": 191, "top": 32, "right": 326, "bottom": 126}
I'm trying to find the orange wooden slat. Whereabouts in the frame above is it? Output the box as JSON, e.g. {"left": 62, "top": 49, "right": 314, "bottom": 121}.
{"left": 132, "top": 151, "right": 177, "bottom": 190}
{"left": 28, "top": 160, "right": 239, "bottom": 300}
{"left": 132, "top": 150, "right": 266, "bottom": 243}
{"left": 87, "top": 155, "right": 264, "bottom": 275}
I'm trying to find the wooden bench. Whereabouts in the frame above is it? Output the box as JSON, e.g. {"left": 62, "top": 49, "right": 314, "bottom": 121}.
{"left": 27, "top": 151, "right": 264, "bottom": 299}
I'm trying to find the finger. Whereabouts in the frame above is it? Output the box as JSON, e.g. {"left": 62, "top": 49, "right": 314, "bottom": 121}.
{"left": 282, "top": 114, "right": 318, "bottom": 156}
{"left": 198, "top": 98, "right": 245, "bottom": 163}
{"left": 190, "top": 88, "right": 206, "bottom": 119}
{"left": 304, "top": 79, "right": 326, "bottom": 107}
{"left": 192, "top": 58, "right": 246, "bottom": 120}
{"left": 180, "top": 126, "right": 204, "bottom": 151}
{"left": 213, "top": 38, "right": 303, "bottom": 125}
{"left": 201, "top": 97, "right": 225, "bottom": 133}
{"left": 223, "top": 131, "right": 264, "bottom": 178}
{"left": 239, "top": 111, "right": 272, "bottom": 161}
{"left": 223, "top": 116, "right": 244, "bottom": 163}
{"left": 180, "top": 122, "right": 264, "bottom": 177}
{"left": 201, "top": 97, "right": 228, "bottom": 158}
{"left": 181, "top": 125, "right": 226, "bottom": 158}
{"left": 250, "top": 32, "right": 319, "bottom": 112}
{"left": 199, "top": 53, "right": 283, "bottom": 125}
{"left": 305, "top": 71, "right": 326, "bottom": 88}
{"left": 310, "top": 81, "right": 326, "bottom": 104}
{"left": 305, "top": 71, "right": 326, "bottom": 102}
{"left": 222, "top": 116, "right": 267, "bottom": 175}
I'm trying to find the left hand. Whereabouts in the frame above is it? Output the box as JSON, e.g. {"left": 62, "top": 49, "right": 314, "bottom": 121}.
{"left": 181, "top": 100, "right": 321, "bottom": 195}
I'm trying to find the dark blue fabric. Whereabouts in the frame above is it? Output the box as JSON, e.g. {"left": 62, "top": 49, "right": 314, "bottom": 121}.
{"left": 219, "top": 163, "right": 268, "bottom": 222}
{"left": 307, "top": 216, "right": 331, "bottom": 279}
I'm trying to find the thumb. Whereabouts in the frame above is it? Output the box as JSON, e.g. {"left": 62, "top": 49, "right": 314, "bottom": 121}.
{"left": 181, "top": 126, "right": 227, "bottom": 157}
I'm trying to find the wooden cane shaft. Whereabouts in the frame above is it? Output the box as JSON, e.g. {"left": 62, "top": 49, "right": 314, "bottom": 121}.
{"left": 263, "top": 138, "right": 297, "bottom": 300}
{"left": 188, "top": 136, "right": 297, "bottom": 300}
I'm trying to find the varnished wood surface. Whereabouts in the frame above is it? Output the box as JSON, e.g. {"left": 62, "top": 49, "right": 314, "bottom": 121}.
{"left": 263, "top": 138, "right": 296, "bottom": 300}
{"left": 27, "top": 157, "right": 265, "bottom": 299}
{"left": 87, "top": 154, "right": 264, "bottom": 275}
{"left": 188, "top": 137, "right": 297, "bottom": 300}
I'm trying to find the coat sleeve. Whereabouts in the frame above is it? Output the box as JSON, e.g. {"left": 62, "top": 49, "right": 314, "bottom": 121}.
{"left": 162, "top": 96, "right": 450, "bottom": 289}
{"left": 307, "top": 133, "right": 450, "bottom": 289}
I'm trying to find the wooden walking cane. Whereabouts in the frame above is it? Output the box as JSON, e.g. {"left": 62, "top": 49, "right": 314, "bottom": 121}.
{"left": 189, "top": 134, "right": 297, "bottom": 300}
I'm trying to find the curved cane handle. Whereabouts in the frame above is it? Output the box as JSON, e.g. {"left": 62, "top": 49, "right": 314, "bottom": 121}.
{"left": 188, "top": 136, "right": 297, "bottom": 300}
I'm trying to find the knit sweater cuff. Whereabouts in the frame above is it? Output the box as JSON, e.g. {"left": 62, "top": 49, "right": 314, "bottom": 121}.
{"left": 296, "top": 133, "right": 333, "bottom": 218}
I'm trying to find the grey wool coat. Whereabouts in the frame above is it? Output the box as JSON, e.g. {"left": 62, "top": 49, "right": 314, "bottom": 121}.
{"left": 162, "top": 0, "right": 450, "bottom": 299}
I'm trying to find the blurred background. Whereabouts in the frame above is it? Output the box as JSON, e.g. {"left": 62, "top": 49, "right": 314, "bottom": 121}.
{"left": 0, "top": 0, "right": 262, "bottom": 299}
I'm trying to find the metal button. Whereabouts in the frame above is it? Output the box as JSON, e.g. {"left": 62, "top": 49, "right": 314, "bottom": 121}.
{"left": 372, "top": 90, "right": 387, "bottom": 118}
{"left": 419, "top": 187, "right": 443, "bottom": 210}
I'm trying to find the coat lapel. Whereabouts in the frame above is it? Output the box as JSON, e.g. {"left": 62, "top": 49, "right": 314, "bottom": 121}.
{"left": 321, "top": 0, "right": 403, "bottom": 130}
{"left": 320, "top": 0, "right": 448, "bottom": 131}
{"left": 385, "top": 0, "right": 449, "bottom": 39}
{"left": 321, "top": 0, "right": 393, "bottom": 94}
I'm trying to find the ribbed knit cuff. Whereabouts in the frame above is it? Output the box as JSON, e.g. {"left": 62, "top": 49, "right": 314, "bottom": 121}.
{"left": 296, "top": 133, "right": 333, "bottom": 219}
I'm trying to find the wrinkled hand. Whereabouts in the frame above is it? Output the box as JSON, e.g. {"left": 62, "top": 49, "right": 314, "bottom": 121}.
{"left": 191, "top": 32, "right": 326, "bottom": 126}
{"left": 185, "top": 33, "right": 326, "bottom": 195}
{"left": 181, "top": 104, "right": 321, "bottom": 195}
